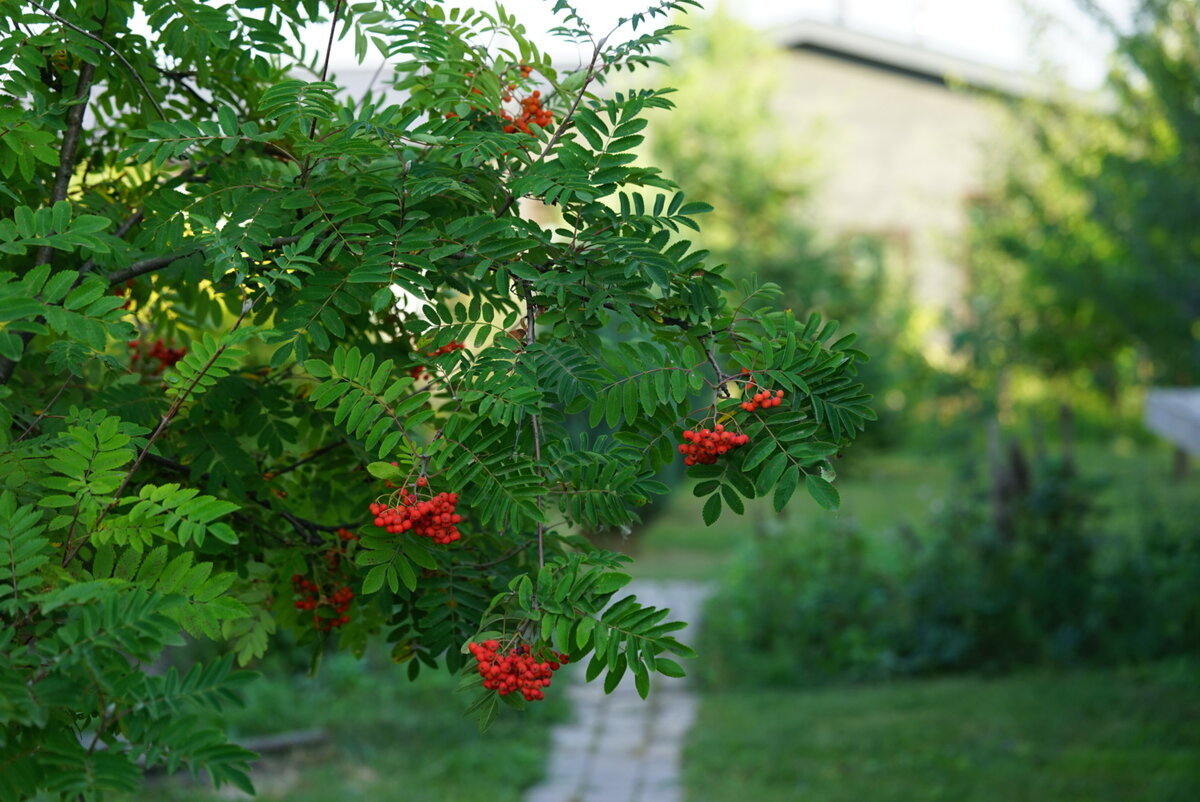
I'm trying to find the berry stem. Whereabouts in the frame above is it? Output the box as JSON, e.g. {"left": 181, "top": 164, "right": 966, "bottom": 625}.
{"left": 522, "top": 281, "right": 547, "bottom": 568}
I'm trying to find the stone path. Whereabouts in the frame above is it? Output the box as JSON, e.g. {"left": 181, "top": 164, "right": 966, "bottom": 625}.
{"left": 526, "top": 580, "right": 710, "bottom": 802}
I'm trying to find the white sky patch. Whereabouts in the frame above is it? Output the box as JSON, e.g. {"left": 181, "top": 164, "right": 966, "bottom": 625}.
{"left": 300, "top": 0, "right": 1132, "bottom": 90}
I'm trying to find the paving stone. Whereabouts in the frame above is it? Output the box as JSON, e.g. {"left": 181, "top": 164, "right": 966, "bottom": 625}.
{"left": 581, "top": 792, "right": 641, "bottom": 802}
{"left": 525, "top": 784, "right": 584, "bottom": 802}
{"left": 637, "top": 780, "right": 683, "bottom": 802}
{"left": 544, "top": 747, "right": 591, "bottom": 778}
{"left": 551, "top": 725, "right": 597, "bottom": 750}
{"left": 580, "top": 775, "right": 637, "bottom": 800}
{"left": 639, "top": 758, "right": 679, "bottom": 784}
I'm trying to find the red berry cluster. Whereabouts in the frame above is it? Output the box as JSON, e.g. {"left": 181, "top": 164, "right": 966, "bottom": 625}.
{"left": 369, "top": 488, "right": 463, "bottom": 544}
{"left": 678, "top": 423, "right": 750, "bottom": 466}
{"left": 499, "top": 90, "right": 552, "bottom": 134}
{"left": 468, "top": 640, "right": 568, "bottom": 702}
{"left": 127, "top": 338, "right": 187, "bottom": 373}
{"left": 292, "top": 575, "right": 354, "bottom": 631}
{"left": 409, "top": 340, "right": 466, "bottom": 380}
{"left": 741, "top": 388, "right": 785, "bottom": 412}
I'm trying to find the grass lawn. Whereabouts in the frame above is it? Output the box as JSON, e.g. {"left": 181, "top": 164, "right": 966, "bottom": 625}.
{"left": 683, "top": 662, "right": 1200, "bottom": 802}
{"left": 136, "top": 649, "right": 565, "bottom": 802}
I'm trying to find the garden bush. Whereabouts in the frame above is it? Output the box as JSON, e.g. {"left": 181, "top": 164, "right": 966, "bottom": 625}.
{"left": 700, "top": 449, "right": 1200, "bottom": 689}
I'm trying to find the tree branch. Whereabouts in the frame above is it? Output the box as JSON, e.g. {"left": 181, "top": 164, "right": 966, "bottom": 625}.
{"left": 65, "top": 293, "right": 260, "bottom": 566}
{"left": 35, "top": 61, "right": 96, "bottom": 267}
{"left": 0, "top": 58, "right": 98, "bottom": 385}
{"left": 308, "top": 0, "right": 345, "bottom": 141}
{"left": 272, "top": 440, "right": 347, "bottom": 478}
{"left": 106, "top": 235, "right": 301, "bottom": 285}
{"left": 142, "top": 454, "right": 346, "bottom": 547}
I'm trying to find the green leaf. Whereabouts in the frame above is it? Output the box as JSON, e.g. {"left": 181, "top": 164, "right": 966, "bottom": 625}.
{"left": 702, "top": 492, "right": 721, "bottom": 526}
{"left": 773, "top": 465, "right": 800, "bottom": 512}
{"left": 576, "top": 616, "right": 595, "bottom": 649}
{"left": 218, "top": 105, "right": 239, "bottom": 136}
{"left": 367, "top": 461, "right": 401, "bottom": 480}
{"left": 805, "top": 474, "right": 840, "bottom": 511}
{"left": 655, "top": 657, "right": 686, "bottom": 678}
{"left": 592, "top": 571, "right": 632, "bottom": 595}
{"left": 362, "top": 564, "right": 387, "bottom": 595}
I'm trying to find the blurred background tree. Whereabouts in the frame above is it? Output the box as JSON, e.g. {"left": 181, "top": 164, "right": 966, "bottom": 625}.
{"left": 960, "top": 0, "right": 1200, "bottom": 459}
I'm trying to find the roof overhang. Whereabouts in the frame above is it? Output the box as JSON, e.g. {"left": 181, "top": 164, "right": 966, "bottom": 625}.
{"left": 767, "top": 18, "right": 1049, "bottom": 99}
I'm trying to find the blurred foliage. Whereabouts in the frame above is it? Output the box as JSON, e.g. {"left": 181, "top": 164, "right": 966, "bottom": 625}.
{"left": 642, "top": 4, "right": 939, "bottom": 451}
{"left": 698, "top": 445, "right": 1200, "bottom": 688}
{"left": 961, "top": 0, "right": 1200, "bottom": 420}
{"left": 125, "top": 646, "right": 564, "bottom": 802}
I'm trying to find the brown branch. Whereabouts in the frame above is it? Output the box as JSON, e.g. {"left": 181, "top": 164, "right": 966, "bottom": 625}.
{"left": 142, "top": 453, "right": 357, "bottom": 543}
{"left": 308, "top": 0, "right": 345, "bottom": 141}
{"left": 272, "top": 440, "right": 347, "bottom": 477}
{"left": 0, "top": 59, "right": 99, "bottom": 385}
{"left": 13, "top": 378, "right": 71, "bottom": 443}
{"left": 706, "top": 345, "right": 730, "bottom": 398}
{"left": 153, "top": 65, "right": 214, "bottom": 112}
{"left": 35, "top": 61, "right": 96, "bottom": 266}
{"left": 106, "top": 234, "right": 301, "bottom": 285}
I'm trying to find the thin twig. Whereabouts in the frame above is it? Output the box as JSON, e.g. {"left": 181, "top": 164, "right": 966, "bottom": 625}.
{"left": 495, "top": 35, "right": 607, "bottom": 218}
{"left": 0, "top": 59, "right": 100, "bottom": 385}
{"left": 13, "top": 378, "right": 71, "bottom": 443}
{"left": 27, "top": 0, "right": 165, "bottom": 119}
{"left": 309, "top": 0, "right": 345, "bottom": 140}
{"left": 141, "top": 452, "right": 358, "bottom": 539}
{"left": 522, "top": 280, "right": 546, "bottom": 568}
{"left": 35, "top": 61, "right": 96, "bottom": 266}
{"left": 706, "top": 345, "right": 730, "bottom": 398}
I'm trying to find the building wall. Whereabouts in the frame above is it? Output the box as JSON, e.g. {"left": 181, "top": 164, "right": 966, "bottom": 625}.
{"left": 774, "top": 48, "right": 1006, "bottom": 314}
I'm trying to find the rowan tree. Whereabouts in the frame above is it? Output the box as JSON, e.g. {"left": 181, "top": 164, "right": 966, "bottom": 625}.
{"left": 0, "top": 1, "right": 873, "bottom": 797}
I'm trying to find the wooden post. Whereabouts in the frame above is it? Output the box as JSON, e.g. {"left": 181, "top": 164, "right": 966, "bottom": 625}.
{"left": 1173, "top": 445, "right": 1190, "bottom": 481}
{"left": 988, "top": 419, "right": 1013, "bottom": 540}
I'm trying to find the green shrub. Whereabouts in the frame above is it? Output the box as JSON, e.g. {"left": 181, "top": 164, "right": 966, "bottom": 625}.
{"left": 700, "top": 454, "right": 1200, "bottom": 689}
{"left": 698, "top": 522, "right": 902, "bottom": 687}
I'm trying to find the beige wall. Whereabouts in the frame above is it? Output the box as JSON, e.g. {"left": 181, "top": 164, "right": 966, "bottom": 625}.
{"left": 774, "top": 48, "right": 1005, "bottom": 314}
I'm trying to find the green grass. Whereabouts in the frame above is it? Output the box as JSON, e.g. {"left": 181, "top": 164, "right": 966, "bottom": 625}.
{"left": 137, "top": 649, "right": 565, "bottom": 802}
{"left": 683, "top": 662, "right": 1200, "bottom": 802}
